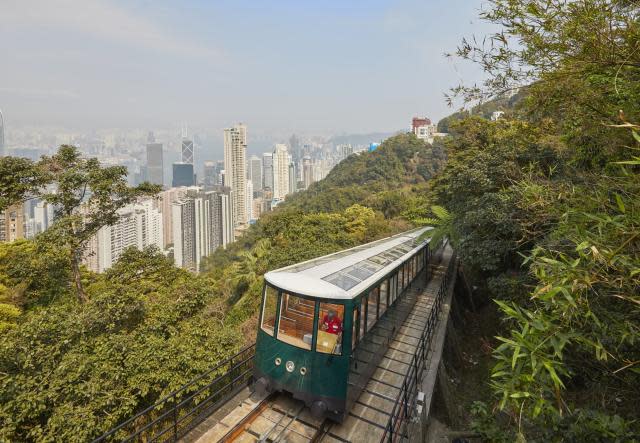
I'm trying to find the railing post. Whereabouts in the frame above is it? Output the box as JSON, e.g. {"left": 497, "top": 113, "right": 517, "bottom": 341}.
{"left": 172, "top": 393, "right": 178, "bottom": 442}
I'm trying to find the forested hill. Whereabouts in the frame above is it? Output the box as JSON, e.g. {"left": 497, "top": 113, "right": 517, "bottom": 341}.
{"left": 201, "top": 132, "right": 446, "bottom": 323}
{"left": 0, "top": 131, "right": 441, "bottom": 441}
{"left": 284, "top": 133, "right": 446, "bottom": 214}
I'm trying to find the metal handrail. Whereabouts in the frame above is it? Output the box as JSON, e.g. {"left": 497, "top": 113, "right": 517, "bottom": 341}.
{"left": 93, "top": 344, "right": 256, "bottom": 442}
{"left": 380, "top": 248, "right": 457, "bottom": 442}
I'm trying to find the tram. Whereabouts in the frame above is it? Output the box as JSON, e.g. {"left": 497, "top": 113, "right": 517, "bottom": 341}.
{"left": 253, "top": 228, "right": 433, "bottom": 422}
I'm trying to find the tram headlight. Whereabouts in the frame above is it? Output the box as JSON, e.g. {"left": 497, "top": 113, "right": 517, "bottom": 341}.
{"left": 285, "top": 360, "right": 295, "bottom": 372}
{"left": 299, "top": 367, "right": 307, "bottom": 376}
{"left": 274, "top": 357, "right": 282, "bottom": 366}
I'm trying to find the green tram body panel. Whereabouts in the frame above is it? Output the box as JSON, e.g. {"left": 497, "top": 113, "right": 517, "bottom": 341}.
{"left": 255, "top": 313, "right": 352, "bottom": 399}
{"left": 253, "top": 238, "right": 431, "bottom": 422}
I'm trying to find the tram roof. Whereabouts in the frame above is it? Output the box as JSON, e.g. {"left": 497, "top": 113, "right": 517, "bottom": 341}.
{"left": 264, "top": 227, "right": 432, "bottom": 300}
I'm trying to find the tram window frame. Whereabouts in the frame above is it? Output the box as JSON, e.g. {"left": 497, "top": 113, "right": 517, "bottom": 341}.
{"left": 411, "top": 255, "right": 416, "bottom": 279}
{"left": 391, "top": 273, "right": 397, "bottom": 304}
{"left": 359, "top": 295, "right": 367, "bottom": 340}
{"left": 404, "top": 262, "right": 410, "bottom": 289}
{"left": 352, "top": 307, "right": 359, "bottom": 351}
{"left": 379, "top": 279, "right": 388, "bottom": 318}
{"left": 317, "top": 302, "right": 344, "bottom": 355}
{"left": 276, "top": 293, "right": 315, "bottom": 350}
{"left": 260, "top": 285, "right": 279, "bottom": 336}
{"left": 367, "top": 286, "right": 379, "bottom": 329}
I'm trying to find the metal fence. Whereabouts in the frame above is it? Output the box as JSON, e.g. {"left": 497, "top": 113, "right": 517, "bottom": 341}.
{"left": 93, "top": 344, "right": 255, "bottom": 443}
{"left": 380, "top": 247, "right": 457, "bottom": 443}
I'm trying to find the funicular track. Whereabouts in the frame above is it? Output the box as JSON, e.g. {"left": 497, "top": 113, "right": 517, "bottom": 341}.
{"left": 94, "top": 241, "right": 455, "bottom": 443}
{"left": 220, "top": 392, "right": 334, "bottom": 443}
{"left": 198, "top": 246, "right": 456, "bottom": 443}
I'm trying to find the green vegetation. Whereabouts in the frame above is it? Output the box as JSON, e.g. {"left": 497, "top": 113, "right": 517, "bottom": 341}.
{"left": 420, "top": 0, "right": 640, "bottom": 440}
{"left": 2, "top": 1, "right": 638, "bottom": 440}
{"left": 0, "top": 136, "right": 442, "bottom": 440}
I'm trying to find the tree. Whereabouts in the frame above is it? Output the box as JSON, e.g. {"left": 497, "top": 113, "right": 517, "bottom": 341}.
{"left": 0, "top": 157, "right": 47, "bottom": 211}
{"left": 37, "top": 146, "right": 160, "bottom": 302}
{"left": 438, "top": 1, "right": 640, "bottom": 439}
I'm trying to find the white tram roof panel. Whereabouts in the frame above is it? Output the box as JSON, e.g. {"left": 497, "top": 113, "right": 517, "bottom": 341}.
{"left": 264, "top": 227, "right": 432, "bottom": 300}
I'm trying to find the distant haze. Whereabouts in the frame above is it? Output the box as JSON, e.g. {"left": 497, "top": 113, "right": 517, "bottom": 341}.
{"left": 0, "top": 0, "right": 494, "bottom": 136}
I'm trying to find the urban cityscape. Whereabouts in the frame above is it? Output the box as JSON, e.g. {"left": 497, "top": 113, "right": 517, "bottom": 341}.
{"left": 1, "top": 1, "right": 637, "bottom": 441}
{"left": 0, "top": 112, "right": 440, "bottom": 273}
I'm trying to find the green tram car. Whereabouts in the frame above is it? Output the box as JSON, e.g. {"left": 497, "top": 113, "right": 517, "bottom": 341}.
{"left": 253, "top": 228, "right": 433, "bottom": 422}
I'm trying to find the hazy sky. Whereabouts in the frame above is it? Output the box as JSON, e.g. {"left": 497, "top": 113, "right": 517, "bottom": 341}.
{"left": 0, "top": 0, "right": 494, "bottom": 136}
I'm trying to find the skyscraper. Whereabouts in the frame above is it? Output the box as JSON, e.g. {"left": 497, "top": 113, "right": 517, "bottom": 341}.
{"left": 248, "top": 155, "right": 263, "bottom": 192}
{"left": 172, "top": 162, "right": 195, "bottom": 187}
{"left": 272, "top": 144, "right": 290, "bottom": 200}
{"left": 302, "top": 156, "right": 313, "bottom": 189}
{"left": 159, "top": 186, "right": 187, "bottom": 246}
{"left": 172, "top": 197, "right": 196, "bottom": 270}
{"left": 203, "top": 161, "right": 216, "bottom": 188}
{"left": 0, "top": 109, "right": 4, "bottom": 157}
{"left": 223, "top": 123, "right": 248, "bottom": 228}
{"left": 84, "top": 200, "right": 163, "bottom": 272}
{"left": 288, "top": 162, "right": 296, "bottom": 195}
{"left": 146, "top": 139, "right": 164, "bottom": 186}
{"left": 0, "top": 203, "right": 25, "bottom": 242}
{"left": 182, "top": 138, "right": 194, "bottom": 164}
{"left": 246, "top": 180, "right": 253, "bottom": 221}
{"left": 172, "top": 187, "right": 234, "bottom": 271}
{"left": 262, "top": 152, "right": 273, "bottom": 190}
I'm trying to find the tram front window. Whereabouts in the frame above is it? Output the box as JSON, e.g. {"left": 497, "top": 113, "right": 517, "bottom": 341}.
{"left": 317, "top": 303, "right": 344, "bottom": 355}
{"left": 260, "top": 285, "right": 278, "bottom": 336}
{"left": 277, "top": 293, "right": 314, "bottom": 350}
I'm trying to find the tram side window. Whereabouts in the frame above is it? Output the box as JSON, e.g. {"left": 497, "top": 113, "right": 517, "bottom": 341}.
{"left": 352, "top": 308, "right": 359, "bottom": 351}
{"left": 390, "top": 274, "right": 397, "bottom": 304}
{"left": 367, "top": 287, "right": 379, "bottom": 330}
{"left": 379, "top": 280, "right": 388, "bottom": 317}
{"left": 411, "top": 256, "right": 416, "bottom": 279}
{"left": 317, "top": 302, "right": 344, "bottom": 355}
{"left": 261, "top": 285, "right": 278, "bottom": 336}
{"left": 403, "top": 263, "right": 409, "bottom": 289}
{"left": 277, "top": 293, "right": 314, "bottom": 350}
{"left": 359, "top": 296, "right": 367, "bottom": 340}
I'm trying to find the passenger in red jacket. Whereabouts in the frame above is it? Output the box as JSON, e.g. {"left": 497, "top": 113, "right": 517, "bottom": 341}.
{"left": 321, "top": 310, "right": 343, "bottom": 335}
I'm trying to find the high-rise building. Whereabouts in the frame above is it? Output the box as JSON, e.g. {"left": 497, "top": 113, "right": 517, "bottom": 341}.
{"left": 159, "top": 187, "right": 187, "bottom": 246}
{"left": 203, "top": 161, "right": 216, "bottom": 188}
{"left": 0, "top": 203, "right": 25, "bottom": 242}
{"left": 146, "top": 141, "right": 164, "bottom": 186}
{"left": 272, "top": 144, "right": 290, "bottom": 200}
{"left": 223, "top": 124, "right": 248, "bottom": 228}
{"left": 0, "top": 109, "right": 5, "bottom": 157}
{"left": 246, "top": 180, "right": 253, "bottom": 221}
{"left": 302, "top": 156, "right": 313, "bottom": 189}
{"left": 181, "top": 138, "right": 194, "bottom": 164}
{"left": 211, "top": 188, "right": 234, "bottom": 248}
{"left": 288, "top": 162, "right": 296, "bottom": 195}
{"left": 172, "top": 187, "right": 234, "bottom": 271}
{"left": 31, "top": 200, "right": 54, "bottom": 237}
{"left": 262, "top": 152, "right": 273, "bottom": 190}
{"left": 252, "top": 197, "right": 264, "bottom": 221}
{"left": 85, "top": 199, "right": 164, "bottom": 272}
{"left": 248, "top": 155, "right": 263, "bottom": 192}
{"left": 289, "top": 134, "right": 300, "bottom": 162}
{"left": 337, "top": 144, "right": 353, "bottom": 161}
{"left": 172, "top": 197, "right": 196, "bottom": 271}
{"left": 172, "top": 162, "right": 195, "bottom": 187}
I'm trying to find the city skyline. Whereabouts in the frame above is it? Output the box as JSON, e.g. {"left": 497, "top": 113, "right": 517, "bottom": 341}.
{"left": 0, "top": 0, "right": 494, "bottom": 135}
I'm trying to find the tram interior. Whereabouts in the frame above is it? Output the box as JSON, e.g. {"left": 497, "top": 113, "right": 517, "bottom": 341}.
{"left": 261, "top": 289, "right": 343, "bottom": 353}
